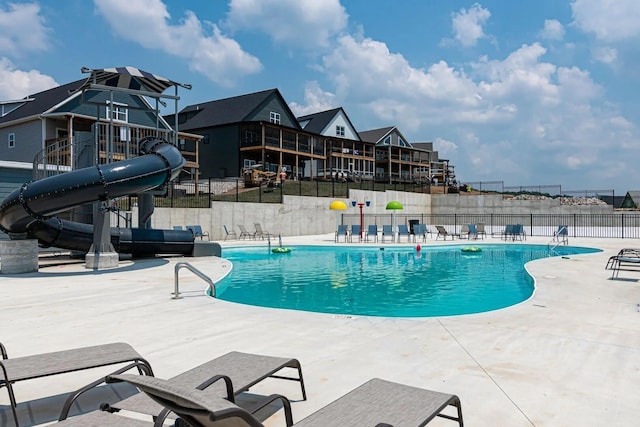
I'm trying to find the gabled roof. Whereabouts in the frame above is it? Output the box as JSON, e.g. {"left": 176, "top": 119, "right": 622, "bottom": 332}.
{"left": 358, "top": 126, "right": 394, "bottom": 144}
{"left": 174, "top": 88, "right": 300, "bottom": 131}
{"left": 297, "top": 108, "right": 342, "bottom": 134}
{"left": 0, "top": 80, "right": 84, "bottom": 125}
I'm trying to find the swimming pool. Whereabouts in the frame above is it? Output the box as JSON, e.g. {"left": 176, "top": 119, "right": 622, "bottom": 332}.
{"left": 217, "top": 244, "right": 600, "bottom": 317}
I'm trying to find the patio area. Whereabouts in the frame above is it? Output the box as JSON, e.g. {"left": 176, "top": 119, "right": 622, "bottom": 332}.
{"left": 0, "top": 235, "right": 638, "bottom": 426}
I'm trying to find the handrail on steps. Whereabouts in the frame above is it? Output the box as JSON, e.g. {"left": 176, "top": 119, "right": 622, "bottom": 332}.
{"left": 173, "top": 262, "right": 216, "bottom": 299}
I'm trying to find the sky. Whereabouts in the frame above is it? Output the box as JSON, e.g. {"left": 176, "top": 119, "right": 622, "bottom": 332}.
{"left": 1, "top": 0, "right": 639, "bottom": 195}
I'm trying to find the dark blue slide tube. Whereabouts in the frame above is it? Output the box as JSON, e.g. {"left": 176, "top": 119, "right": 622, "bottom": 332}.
{"left": 0, "top": 137, "right": 195, "bottom": 256}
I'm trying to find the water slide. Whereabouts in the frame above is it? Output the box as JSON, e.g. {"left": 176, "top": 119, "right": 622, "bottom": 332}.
{"left": 0, "top": 137, "right": 195, "bottom": 257}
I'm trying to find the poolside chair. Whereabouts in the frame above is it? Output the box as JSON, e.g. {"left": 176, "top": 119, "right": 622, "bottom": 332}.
{"left": 335, "top": 224, "right": 348, "bottom": 242}
{"left": 238, "top": 224, "right": 255, "bottom": 240}
{"left": 187, "top": 225, "right": 210, "bottom": 241}
{"left": 0, "top": 342, "right": 154, "bottom": 427}
{"left": 475, "top": 222, "right": 486, "bottom": 239}
{"left": 468, "top": 224, "right": 478, "bottom": 240}
{"left": 553, "top": 225, "right": 568, "bottom": 245}
{"left": 382, "top": 224, "right": 395, "bottom": 243}
{"left": 436, "top": 225, "right": 458, "bottom": 240}
{"left": 365, "top": 224, "right": 378, "bottom": 242}
{"left": 350, "top": 224, "right": 362, "bottom": 242}
{"left": 413, "top": 224, "right": 427, "bottom": 242}
{"left": 459, "top": 224, "right": 470, "bottom": 239}
{"left": 502, "top": 224, "right": 515, "bottom": 241}
{"left": 605, "top": 248, "right": 640, "bottom": 270}
{"left": 173, "top": 225, "right": 183, "bottom": 230}
{"left": 397, "top": 224, "right": 410, "bottom": 242}
{"left": 223, "top": 225, "right": 237, "bottom": 240}
{"left": 105, "top": 374, "right": 463, "bottom": 427}
{"left": 58, "top": 351, "right": 307, "bottom": 425}
{"left": 254, "top": 223, "right": 273, "bottom": 240}
{"left": 513, "top": 224, "right": 526, "bottom": 241}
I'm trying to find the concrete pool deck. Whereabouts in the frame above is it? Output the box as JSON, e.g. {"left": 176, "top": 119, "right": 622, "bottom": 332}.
{"left": 1, "top": 235, "right": 639, "bottom": 426}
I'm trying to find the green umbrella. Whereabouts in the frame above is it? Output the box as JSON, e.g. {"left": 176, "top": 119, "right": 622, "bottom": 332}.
{"left": 386, "top": 201, "right": 403, "bottom": 236}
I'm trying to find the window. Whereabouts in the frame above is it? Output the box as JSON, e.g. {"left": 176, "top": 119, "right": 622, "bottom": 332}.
{"left": 398, "top": 137, "right": 407, "bottom": 147}
{"left": 106, "top": 101, "right": 129, "bottom": 122}
{"left": 269, "top": 111, "right": 281, "bottom": 124}
{"left": 336, "top": 125, "right": 345, "bottom": 137}
{"left": 8, "top": 133, "right": 15, "bottom": 148}
{"left": 382, "top": 135, "right": 391, "bottom": 145}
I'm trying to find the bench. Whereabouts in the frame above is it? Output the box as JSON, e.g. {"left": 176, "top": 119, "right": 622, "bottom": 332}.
{"left": 0, "top": 342, "right": 153, "bottom": 427}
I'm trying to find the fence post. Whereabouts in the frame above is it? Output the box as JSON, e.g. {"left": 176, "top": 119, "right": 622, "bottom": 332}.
{"left": 235, "top": 178, "right": 239, "bottom": 202}
{"left": 530, "top": 213, "right": 533, "bottom": 237}
{"left": 280, "top": 181, "right": 284, "bottom": 203}
{"left": 621, "top": 214, "right": 625, "bottom": 239}
{"left": 208, "top": 177, "right": 212, "bottom": 206}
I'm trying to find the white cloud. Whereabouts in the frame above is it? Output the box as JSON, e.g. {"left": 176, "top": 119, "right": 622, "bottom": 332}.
{"left": 0, "top": 58, "right": 57, "bottom": 99}
{"left": 450, "top": 3, "right": 491, "bottom": 47}
{"left": 288, "top": 81, "right": 337, "bottom": 116}
{"left": 296, "top": 32, "right": 638, "bottom": 189}
{"left": 591, "top": 46, "right": 618, "bottom": 64}
{"left": 571, "top": 0, "right": 640, "bottom": 41}
{"left": 93, "top": 0, "right": 262, "bottom": 86}
{"left": 540, "top": 19, "right": 565, "bottom": 40}
{"left": 226, "top": 0, "right": 348, "bottom": 48}
{"left": 0, "top": 2, "right": 50, "bottom": 55}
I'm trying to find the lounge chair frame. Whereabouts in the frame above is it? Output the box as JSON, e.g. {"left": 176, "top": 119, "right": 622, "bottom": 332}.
{"left": 223, "top": 225, "right": 237, "bottom": 240}
{"left": 254, "top": 223, "right": 273, "bottom": 240}
{"left": 106, "top": 374, "right": 463, "bottom": 427}
{"left": 91, "top": 351, "right": 306, "bottom": 424}
{"left": 238, "top": 224, "right": 255, "bottom": 240}
{"left": 0, "top": 342, "right": 153, "bottom": 427}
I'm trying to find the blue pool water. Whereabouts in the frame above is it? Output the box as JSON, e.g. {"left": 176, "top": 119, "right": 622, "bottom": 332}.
{"left": 217, "top": 244, "right": 600, "bottom": 317}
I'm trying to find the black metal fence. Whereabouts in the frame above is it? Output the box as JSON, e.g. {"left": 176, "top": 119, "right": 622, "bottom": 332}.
{"left": 340, "top": 213, "right": 640, "bottom": 239}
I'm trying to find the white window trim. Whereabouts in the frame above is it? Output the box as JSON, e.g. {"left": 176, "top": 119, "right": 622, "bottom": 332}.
{"left": 269, "top": 111, "right": 281, "bottom": 125}
{"left": 336, "top": 125, "right": 345, "bottom": 137}
{"left": 106, "top": 101, "right": 129, "bottom": 123}
{"left": 8, "top": 132, "right": 15, "bottom": 148}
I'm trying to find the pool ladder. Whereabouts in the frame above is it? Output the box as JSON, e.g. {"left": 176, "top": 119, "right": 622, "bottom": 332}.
{"left": 173, "top": 262, "right": 216, "bottom": 299}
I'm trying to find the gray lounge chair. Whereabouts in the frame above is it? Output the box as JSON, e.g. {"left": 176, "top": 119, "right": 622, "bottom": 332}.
{"left": 0, "top": 342, "right": 153, "bottom": 427}
{"left": 57, "top": 351, "right": 306, "bottom": 425}
{"left": 223, "top": 225, "right": 237, "bottom": 240}
{"left": 254, "top": 223, "right": 273, "bottom": 240}
{"left": 105, "top": 374, "right": 464, "bottom": 427}
{"left": 436, "top": 226, "right": 458, "bottom": 240}
{"left": 238, "top": 224, "right": 255, "bottom": 240}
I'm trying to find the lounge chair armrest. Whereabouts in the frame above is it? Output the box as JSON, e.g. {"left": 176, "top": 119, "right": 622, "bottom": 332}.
{"left": 0, "top": 342, "right": 7, "bottom": 360}
{"left": 58, "top": 360, "right": 153, "bottom": 421}
{"left": 196, "top": 374, "right": 235, "bottom": 401}
{"left": 247, "top": 394, "right": 294, "bottom": 427}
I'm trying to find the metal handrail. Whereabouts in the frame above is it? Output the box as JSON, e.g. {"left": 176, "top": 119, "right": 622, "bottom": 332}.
{"left": 173, "top": 262, "right": 215, "bottom": 299}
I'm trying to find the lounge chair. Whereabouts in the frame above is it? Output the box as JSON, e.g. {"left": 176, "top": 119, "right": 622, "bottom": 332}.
{"left": 605, "top": 248, "right": 640, "bottom": 270}
{"left": 365, "top": 224, "right": 378, "bottom": 242}
{"left": 468, "top": 224, "right": 478, "bottom": 240}
{"left": 382, "top": 224, "right": 394, "bottom": 243}
{"left": 459, "top": 224, "right": 470, "bottom": 239}
{"left": 105, "top": 374, "right": 464, "bottom": 427}
{"left": 58, "top": 351, "right": 306, "bottom": 425}
{"left": 502, "top": 224, "right": 525, "bottom": 241}
{"left": 397, "top": 224, "right": 410, "bottom": 242}
{"left": 187, "top": 225, "right": 210, "bottom": 241}
{"left": 436, "top": 225, "right": 458, "bottom": 240}
{"left": 0, "top": 342, "right": 154, "bottom": 427}
{"left": 413, "top": 224, "right": 427, "bottom": 242}
{"left": 173, "top": 225, "right": 183, "bottom": 230}
{"left": 475, "top": 222, "right": 486, "bottom": 239}
{"left": 350, "top": 224, "right": 362, "bottom": 242}
{"left": 238, "top": 224, "right": 255, "bottom": 240}
{"left": 223, "top": 225, "right": 237, "bottom": 240}
{"left": 553, "top": 225, "right": 568, "bottom": 245}
{"left": 254, "top": 223, "right": 273, "bottom": 240}
{"left": 335, "top": 224, "right": 348, "bottom": 242}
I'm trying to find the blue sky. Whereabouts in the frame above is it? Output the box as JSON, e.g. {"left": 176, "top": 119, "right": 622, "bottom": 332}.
{"left": 1, "top": 0, "right": 639, "bottom": 194}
